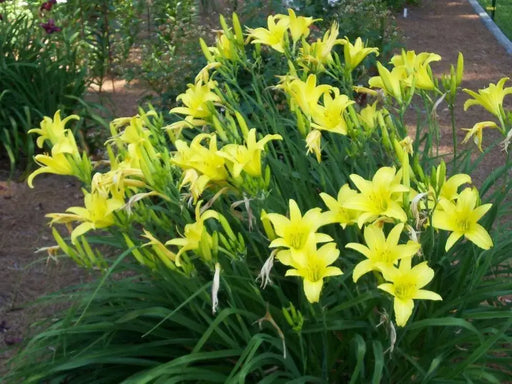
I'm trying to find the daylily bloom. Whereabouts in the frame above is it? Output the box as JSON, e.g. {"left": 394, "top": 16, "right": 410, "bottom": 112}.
{"left": 461, "top": 121, "right": 499, "bottom": 152}
{"left": 299, "top": 22, "right": 344, "bottom": 69}
{"left": 391, "top": 50, "right": 441, "bottom": 72}
{"left": 219, "top": 128, "right": 282, "bottom": 178}
{"left": 432, "top": 187, "right": 493, "bottom": 251}
{"left": 211, "top": 32, "right": 237, "bottom": 61}
{"left": 340, "top": 37, "right": 379, "bottom": 71}
{"left": 369, "top": 63, "right": 407, "bottom": 103}
{"left": 311, "top": 88, "right": 355, "bottom": 135}
{"left": 266, "top": 199, "right": 332, "bottom": 252}
{"left": 247, "top": 14, "right": 288, "bottom": 53}
{"left": 357, "top": 102, "right": 380, "bottom": 133}
{"left": 91, "top": 163, "right": 146, "bottom": 200}
{"left": 278, "top": 241, "right": 342, "bottom": 303}
{"left": 27, "top": 147, "right": 75, "bottom": 188}
{"left": 40, "top": 0, "right": 56, "bottom": 11}
{"left": 28, "top": 110, "right": 79, "bottom": 148}
{"left": 378, "top": 257, "right": 442, "bottom": 326}
{"left": 142, "top": 229, "right": 177, "bottom": 269}
{"left": 391, "top": 50, "right": 441, "bottom": 90}
{"left": 344, "top": 167, "right": 410, "bottom": 227}
{"left": 286, "top": 75, "right": 331, "bottom": 117}
{"left": 166, "top": 202, "right": 220, "bottom": 265}
{"left": 172, "top": 133, "right": 228, "bottom": 183}
{"left": 170, "top": 77, "right": 221, "bottom": 126}
{"left": 437, "top": 173, "right": 472, "bottom": 202}
{"left": 463, "top": 77, "right": 512, "bottom": 119}
{"left": 346, "top": 223, "right": 420, "bottom": 282}
{"left": 40, "top": 19, "right": 61, "bottom": 34}
{"left": 47, "top": 191, "right": 123, "bottom": 243}
{"left": 276, "top": 8, "right": 317, "bottom": 43}
{"left": 305, "top": 129, "right": 322, "bottom": 162}
{"left": 320, "top": 184, "right": 360, "bottom": 228}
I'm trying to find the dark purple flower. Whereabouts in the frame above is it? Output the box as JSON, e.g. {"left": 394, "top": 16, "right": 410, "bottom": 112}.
{"left": 40, "top": 0, "right": 57, "bottom": 12}
{"left": 40, "top": 19, "right": 62, "bottom": 34}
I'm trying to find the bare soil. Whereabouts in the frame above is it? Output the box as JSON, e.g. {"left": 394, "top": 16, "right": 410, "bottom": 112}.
{"left": 1, "top": 0, "right": 512, "bottom": 376}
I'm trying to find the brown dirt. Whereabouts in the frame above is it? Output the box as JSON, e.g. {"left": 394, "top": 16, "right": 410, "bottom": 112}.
{"left": 1, "top": 0, "right": 512, "bottom": 376}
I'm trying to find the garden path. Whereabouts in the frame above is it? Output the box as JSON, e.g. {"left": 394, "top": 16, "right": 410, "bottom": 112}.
{"left": 1, "top": 0, "right": 512, "bottom": 374}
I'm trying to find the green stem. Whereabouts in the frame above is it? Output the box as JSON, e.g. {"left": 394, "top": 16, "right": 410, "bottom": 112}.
{"left": 449, "top": 104, "right": 457, "bottom": 169}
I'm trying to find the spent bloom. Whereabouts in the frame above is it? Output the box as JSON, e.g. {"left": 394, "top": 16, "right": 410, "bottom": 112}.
{"left": 378, "top": 257, "right": 442, "bottom": 326}
{"left": 432, "top": 187, "right": 493, "bottom": 251}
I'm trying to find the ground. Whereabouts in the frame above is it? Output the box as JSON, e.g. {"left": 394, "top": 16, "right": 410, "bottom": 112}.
{"left": 1, "top": 0, "right": 512, "bottom": 374}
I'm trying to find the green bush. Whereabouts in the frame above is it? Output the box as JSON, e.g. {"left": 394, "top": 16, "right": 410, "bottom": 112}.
{"left": 4, "top": 10, "right": 512, "bottom": 383}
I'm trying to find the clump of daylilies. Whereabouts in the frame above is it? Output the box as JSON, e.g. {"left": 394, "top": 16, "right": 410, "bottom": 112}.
{"left": 27, "top": 9, "right": 503, "bottom": 331}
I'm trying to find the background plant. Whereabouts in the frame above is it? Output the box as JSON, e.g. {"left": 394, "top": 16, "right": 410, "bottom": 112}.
{"left": 0, "top": 0, "right": 88, "bottom": 173}
{"left": 3, "top": 8, "right": 512, "bottom": 384}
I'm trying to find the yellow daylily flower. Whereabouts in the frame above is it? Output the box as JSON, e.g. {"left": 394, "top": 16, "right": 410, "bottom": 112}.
{"left": 212, "top": 32, "right": 237, "bottom": 60}
{"left": 305, "top": 129, "right": 322, "bottom": 162}
{"left": 299, "top": 22, "right": 343, "bottom": 69}
{"left": 369, "top": 62, "right": 407, "bottom": 103}
{"left": 277, "top": 241, "right": 342, "bottom": 303}
{"left": 180, "top": 168, "right": 211, "bottom": 202}
{"left": 247, "top": 14, "right": 289, "bottom": 53}
{"left": 378, "top": 257, "right": 442, "bottom": 327}
{"left": 266, "top": 199, "right": 332, "bottom": 252}
{"left": 219, "top": 128, "right": 282, "bottom": 178}
{"left": 391, "top": 50, "right": 441, "bottom": 90}
{"left": 391, "top": 50, "right": 441, "bottom": 71}
{"left": 47, "top": 191, "right": 123, "bottom": 243}
{"left": 344, "top": 167, "right": 410, "bottom": 227}
{"left": 142, "top": 229, "right": 177, "bottom": 269}
{"left": 432, "top": 187, "right": 493, "bottom": 251}
{"left": 463, "top": 77, "right": 512, "bottom": 119}
{"left": 311, "top": 88, "right": 355, "bottom": 135}
{"left": 340, "top": 37, "right": 379, "bottom": 71}
{"left": 286, "top": 74, "right": 332, "bottom": 117}
{"left": 166, "top": 202, "right": 219, "bottom": 266}
{"left": 437, "top": 173, "right": 472, "bottom": 202}
{"left": 28, "top": 110, "right": 79, "bottom": 148}
{"left": 357, "top": 102, "right": 380, "bottom": 133}
{"left": 172, "top": 133, "right": 228, "bottom": 182}
{"left": 171, "top": 77, "right": 221, "bottom": 125}
{"left": 276, "top": 8, "right": 317, "bottom": 43}
{"left": 91, "top": 163, "right": 146, "bottom": 200}
{"left": 320, "top": 184, "right": 360, "bottom": 228}
{"left": 27, "top": 148, "right": 75, "bottom": 188}
{"left": 461, "top": 121, "right": 499, "bottom": 152}
{"left": 346, "top": 223, "right": 420, "bottom": 282}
